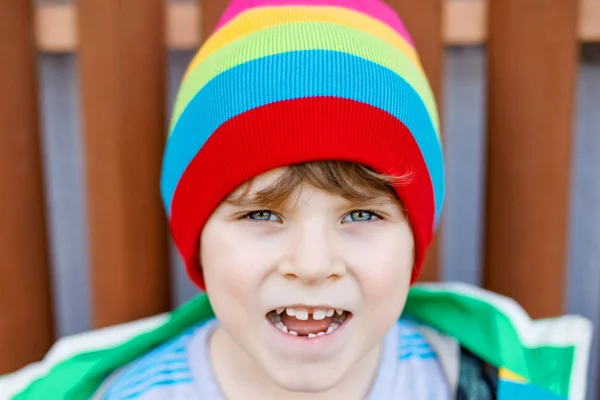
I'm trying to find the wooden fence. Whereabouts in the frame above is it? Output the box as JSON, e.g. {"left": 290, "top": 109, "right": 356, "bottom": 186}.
{"left": 0, "top": 0, "right": 596, "bottom": 386}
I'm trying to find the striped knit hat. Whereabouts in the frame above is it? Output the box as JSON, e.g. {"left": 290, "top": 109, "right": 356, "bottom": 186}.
{"left": 161, "top": 0, "right": 444, "bottom": 289}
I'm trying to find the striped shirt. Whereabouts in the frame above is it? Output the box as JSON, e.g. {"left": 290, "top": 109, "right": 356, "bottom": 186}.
{"left": 97, "top": 319, "right": 449, "bottom": 399}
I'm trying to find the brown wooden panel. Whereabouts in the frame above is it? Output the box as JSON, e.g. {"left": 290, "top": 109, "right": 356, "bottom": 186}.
{"left": 0, "top": 0, "right": 55, "bottom": 373}
{"left": 385, "top": 0, "right": 444, "bottom": 282}
{"left": 201, "top": 0, "right": 229, "bottom": 41}
{"left": 168, "top": 2, "right": 201, "bottom": 49}
{"left": 484, "top": 0, "right": 579, "bottom": 318}
{"left": 33, "top": 1, "right": 600, "bottom": 53}
{"left": 78, "top": 0, "right": 171, "bottom": 328}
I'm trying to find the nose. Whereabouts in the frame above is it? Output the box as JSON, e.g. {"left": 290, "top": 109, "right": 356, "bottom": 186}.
{"left": 277, "top": 222, "right": 347, "bottom": 285}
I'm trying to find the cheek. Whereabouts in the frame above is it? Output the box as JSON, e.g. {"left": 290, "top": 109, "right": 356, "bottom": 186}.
{"left": 344, "top": 225, "right": 414, "bottom": 305}
{"left": 200, "top": 223, "right": 282, "bottom": 311}
{"left": 201, "top": 232, "right": 254, "bottom": 301}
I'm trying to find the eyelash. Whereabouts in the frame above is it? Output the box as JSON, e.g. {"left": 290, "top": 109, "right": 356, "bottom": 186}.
{"left": 241, "top": 210, "right": 384, "bottom": 223}
{"left": 342, "top": 210, "right": 384, "bottom": 223}
{"left": 242, "top": 210, "right": 282, "bottom": 222}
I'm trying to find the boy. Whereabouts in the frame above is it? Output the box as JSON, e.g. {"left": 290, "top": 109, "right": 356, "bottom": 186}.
{"left": 1, "top": 0, "right": 591, "bottom": 399}
{"left": 99, "top": 160, "right": 447, "bottom": 399}
{"left": 137, "top": 0, "right": 446, "bottom": 396}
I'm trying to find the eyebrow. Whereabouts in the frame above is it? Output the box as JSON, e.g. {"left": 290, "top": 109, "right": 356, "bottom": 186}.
{"left": 223, "top": 192, "right": 295, "bottom": 212}
{"left": 224, "top": 191, "right": 401, "bottom": 212}
{"left": 339, "top": 195, "right": 401, "bottom": 210}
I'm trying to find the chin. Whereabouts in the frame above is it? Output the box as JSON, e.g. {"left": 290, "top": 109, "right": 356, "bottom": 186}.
{"left": 243, "top": 310, "right": 367, "bottom": 394}
{"left": 260, "top": 358, "right": 347, "bottom": 393}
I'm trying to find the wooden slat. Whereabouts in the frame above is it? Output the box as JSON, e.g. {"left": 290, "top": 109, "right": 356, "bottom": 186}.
{"left": 35, "top": 1, "right": 77, "bottom": 52}
{"left": 580, "top": 0, "right": 600, "bottom": 42}
{"left": 33, "top": 0, "right": 600, "bottom": 53}
{"left": 444, "top": 0, "right": 487, "bottom": 45}
{"left": 200, "top": 0, "right": 229, "bottom": 42}
{"left": 167, "top": 2, "right": 200, "bottom": 50}
{"left": 0, "top": 0, "right": 55, "bottom": 373}
{"left": 78, "top": 0, "right": 171, "bottom": 328}
{"left": 386, "top": 0, "right": 444, "bottom": 282}
{"left": 483, "top": 0, "right": 579, "bottom": 318}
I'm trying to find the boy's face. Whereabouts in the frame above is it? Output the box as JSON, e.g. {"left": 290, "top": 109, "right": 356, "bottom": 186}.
{"left": 200, "top": 167, "right": 414, "bottom": 393}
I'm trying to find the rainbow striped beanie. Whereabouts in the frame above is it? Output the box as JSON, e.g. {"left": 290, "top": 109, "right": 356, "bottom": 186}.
{"left": 161, "top": 0, "right": 444, "bottom": 289}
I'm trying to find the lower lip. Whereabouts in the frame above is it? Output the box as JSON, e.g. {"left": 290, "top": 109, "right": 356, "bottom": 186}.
{"left": 265, "top": 314, "right": 353, "bottom": 349}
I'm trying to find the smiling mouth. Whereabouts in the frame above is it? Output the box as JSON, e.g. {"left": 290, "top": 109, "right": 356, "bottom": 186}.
{"left": 266, "top": 307, "right": 351, "bottom": 338}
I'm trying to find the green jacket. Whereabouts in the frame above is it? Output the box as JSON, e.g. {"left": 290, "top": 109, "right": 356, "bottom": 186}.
{"left": 0, "top": 283, "right": 592, "bottom": 399}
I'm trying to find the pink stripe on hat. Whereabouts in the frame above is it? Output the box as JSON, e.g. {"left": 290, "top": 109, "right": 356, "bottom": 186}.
{"left": 214, "top": 0, "right": 414, "bottom": 46}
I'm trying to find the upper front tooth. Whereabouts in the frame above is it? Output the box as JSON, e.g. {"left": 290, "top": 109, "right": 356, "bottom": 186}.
{"left": 285, "top": 308, "right": 295, "bottom": 317}
{"left": 294, "top": 309, "right": 309, "bottom": 320}
{"left": 312, "top": 309, "right": 327, "bottom": 320}
{"left": 326, "top": 309, "right": 334, "bottom": 317}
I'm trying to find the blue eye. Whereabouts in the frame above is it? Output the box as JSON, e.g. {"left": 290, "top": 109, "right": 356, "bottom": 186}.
{"left": 343, "top": 211, "right": 378, "bottom": 223}
{"left": 247, "top": 210, "right": 281, "bottom": 222}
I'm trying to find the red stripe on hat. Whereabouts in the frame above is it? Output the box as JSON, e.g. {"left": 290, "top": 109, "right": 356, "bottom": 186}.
{"left": 170, "top": 97, "right": 434, "bottom": 289}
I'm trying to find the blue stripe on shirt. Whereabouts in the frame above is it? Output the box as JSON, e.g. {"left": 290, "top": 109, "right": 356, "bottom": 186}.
{"left": 121, "top": 377, "right": 195, "bottom": 399}
{"left": 103, "top": 329, "right": 198, "bottom": 399}
{"left": 111, "top": 340, "right": 189, "bottom": 383}
{"left": 399, "top": 351, "right": 438, "bottom": 361}
{"left": 396, "top": 321, "right": 439, "bottom": 362}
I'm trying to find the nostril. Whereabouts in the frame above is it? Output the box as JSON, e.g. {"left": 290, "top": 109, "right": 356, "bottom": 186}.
{"left": 277, "top": 250, "right": 346, "bottom": 283}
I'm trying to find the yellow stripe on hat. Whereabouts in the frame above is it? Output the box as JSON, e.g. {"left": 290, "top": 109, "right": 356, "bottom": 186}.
{"left": 183, "top": 6, "right": 421, "bottom": 82}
